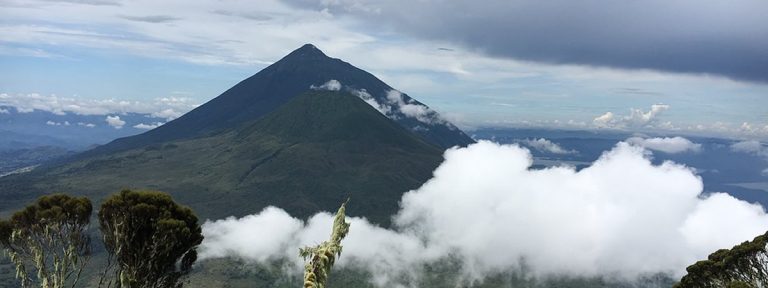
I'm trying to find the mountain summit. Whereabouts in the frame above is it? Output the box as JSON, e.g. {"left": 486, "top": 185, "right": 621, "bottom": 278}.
{"left": 84, "top": 44, "right": 473, "bottom": 158}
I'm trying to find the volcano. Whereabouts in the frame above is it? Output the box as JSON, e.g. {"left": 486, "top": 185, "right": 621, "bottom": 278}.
{"left": 0, "top": 44, "right": 474, "bottom": 225}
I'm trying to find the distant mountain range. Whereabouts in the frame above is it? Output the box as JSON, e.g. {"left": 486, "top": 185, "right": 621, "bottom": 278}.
{"left": 0, "top": 44, "right": 473, "bottom": 225}
{"left": 0, "top": 108, "right": 169, "bottom": 150}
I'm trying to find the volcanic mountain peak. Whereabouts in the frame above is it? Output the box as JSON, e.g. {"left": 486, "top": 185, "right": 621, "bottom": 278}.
{"left": 282, "top": 43, "right": 328, "bottom": 60}
{"left": 79, "top": 44, "right": 474, "bottom": 159}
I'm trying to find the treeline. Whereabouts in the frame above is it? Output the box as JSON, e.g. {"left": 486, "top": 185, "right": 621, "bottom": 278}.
{"left": 0, "top": 190, "right": 350, "bottom": 288}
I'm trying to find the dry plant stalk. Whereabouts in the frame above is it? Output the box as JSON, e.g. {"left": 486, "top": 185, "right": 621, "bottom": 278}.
{"left": 299, "top": 200, "right": 351, "bottom": 288}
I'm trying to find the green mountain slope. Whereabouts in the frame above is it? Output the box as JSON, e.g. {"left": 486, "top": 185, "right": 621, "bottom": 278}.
{"left": 2, "top": 91, "right": 443, "bottom": 225}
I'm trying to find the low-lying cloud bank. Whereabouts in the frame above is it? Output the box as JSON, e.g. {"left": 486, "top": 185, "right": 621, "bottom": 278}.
{"left": 519, "top": 138, "right": 577, "bottom": 154}
{"left": 310, "top": 79, "right": 449, "bottom": 128}
{"left": 0, "top": 92, "right": 198, "bottom": 119}
{"left": 626, "top": 136, "right": 701, "bottom": 154}
{"left": 199, "top": 141, "right": 768, "bottom": 286}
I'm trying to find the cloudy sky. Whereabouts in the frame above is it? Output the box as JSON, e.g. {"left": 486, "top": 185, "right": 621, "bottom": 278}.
{"left": 1, "top": 0, "right": 766, "bottom": 138}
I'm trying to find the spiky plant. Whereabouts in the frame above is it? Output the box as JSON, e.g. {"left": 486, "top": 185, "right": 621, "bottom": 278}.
{"left": 299, "top": 200, "right": 351, "bottom": 288}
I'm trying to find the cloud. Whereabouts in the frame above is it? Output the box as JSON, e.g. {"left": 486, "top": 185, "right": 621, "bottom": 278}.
{"left": 312, "top": 79, "right": 392, "bottom": 115}
{"left": 349, "top": 87, "right": 391, "bottom": 115}
{"left": 386, "top": 90, "right": 446, "bottom": 125}
{"left": 2, "top": 1, "right": 765, "bottom": 138}
{"left": 77, "top": 122, "right": 95, "bottom": 128}
{"left": 0, "top": 107, "right": 9, "bottom": 114}
{"left": 626, "top": 136, "right": 702, "bottom": 154}
{"left": 731, "top": 140, "right": 768, "bottom": 160}
{"left": 133, "top": 122, "right": 164, "bottom": 129}
{"left": 45, "top": 120, "right": 70, "bottom": 126}
{"left": 118, "top": 15, "right": 181, "bottom": 23}
{"left": 199, "top": 141, "right": 768, "bottom": 286}
{"left": 289, "top": 0, "right": 768, "bottom": 82}
{"left": 39, "top": 0, "right": 121, "bottom": 6}
{"left": 309, "top": 81, "right": 455, "bottom": 131}
{"left": 519, "top": 138, "right": 576, "bottom": 154}
{"left": 310, "top": 79, "right": 342, "bottom": 91}
{"left": 104, "top": 115, "right": 125, "bottom": 129}
{"left": 593, "top": 104, "right": 670, "bottom": 129}
{"left": 151, "top": 108, "right": 183, "bottom": 121}
{"left": 0, "top": 93, "right": 199, "bottom": 117}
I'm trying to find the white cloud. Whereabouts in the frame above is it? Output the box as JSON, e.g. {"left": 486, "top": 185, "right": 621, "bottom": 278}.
{"left": 731, "top": 140, "right": 767, "bottom": 155}
{"left": 0, "top": 93, "right": 199, "bottom": 117}
{"left": 519, "top": 138, "right": 577, "bottom": 154}
{"left": 133, "top": 122, "right": 164, "bottom": 129}
{"left": 200, "top": 207, "right": 304, "bottom": 262}
{"left": 45, "top": 120, "right": 70, "bottom": 126}
{"left": 151, "top": 109, "right": 182, "bottom": 121}
{"left": 626, "top": 136, "right": 702, "bottom": 154}
{"left": 386, "top": 90, "right": 445, "bottom": 125}
{"left": 310, "top": 79, "right": 342, "bottom": 91}
{"left": 77, "top": 122, "right": 96, "bottom": 128}
{"left": 593, "top": 112, "right": 614, "bottom": 126}
{"left": 349, "top": 87, "right": 391, "bottom": 115}
{"left": 593, "top": 104, "right": 670, "bottom": 129}
{"left": 199, "top": 141, "right": 768, "bottom": 286}
{"left": 762, "top": 168, "right": 768, "bottom": 177}
{"left": 105, "top": 115, "right": 125, "bottom": 129}
{"left": 0, "top": 107, "right": 8, "bottom": 114}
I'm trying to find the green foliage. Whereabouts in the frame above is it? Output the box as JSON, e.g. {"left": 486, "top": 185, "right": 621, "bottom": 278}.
{"left": 0, "top": 193, "right": 92, "bottom": 288}
{"left": 675, "top": 231, "right": 768, "bottom": 288}
{"left": 98, "top": 189, "right": 203, "bottom": 288}
{"left": 299, "top": 200, "right": 351, "bottom": 288}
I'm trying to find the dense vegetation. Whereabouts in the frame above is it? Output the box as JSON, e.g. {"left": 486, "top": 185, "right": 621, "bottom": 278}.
{"left": 675, "top": 231, "right": 768, "bottom": 287}
{"left": 98, "top": 190, "right": 203, "bottom": 288}
{"left": 0, "top": 191, "right": 203, "bottom": 288}
{"left": 0, "top": 194, "right": 92, "bottom": 287}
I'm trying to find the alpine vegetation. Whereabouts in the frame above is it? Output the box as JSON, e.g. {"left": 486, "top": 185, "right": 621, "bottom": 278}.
{"left": 299, "top": 200, "right": 351, "bottom": 288}
{"left": 0, "top": 194, "right": 92, "bottom": 288}
{"left": 98, "top": 190, "right": 203, "bottom": 288}
{"left": 675, "top": 231, "right": 768, "bottom": 287}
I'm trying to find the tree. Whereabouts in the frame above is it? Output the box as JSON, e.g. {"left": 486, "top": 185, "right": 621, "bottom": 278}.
{"left": 675, "top": 231, "right": 768, "bottom": 288}
{"left": 299, "top": 199, "right": 351, "bottom": 288}
{"left": 0, "top": 193, "right": 92, "bottom": 288}
{"left": 98, "top": 189, "right": 203, "bottom": 288}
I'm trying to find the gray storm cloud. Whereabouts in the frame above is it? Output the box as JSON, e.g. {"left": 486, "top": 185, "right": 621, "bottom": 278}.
{"left": 287, "top": 0, "right": 768, "bottom": 82}
{"left": 199, "top": 141, "right": 768, "bottom": 286}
